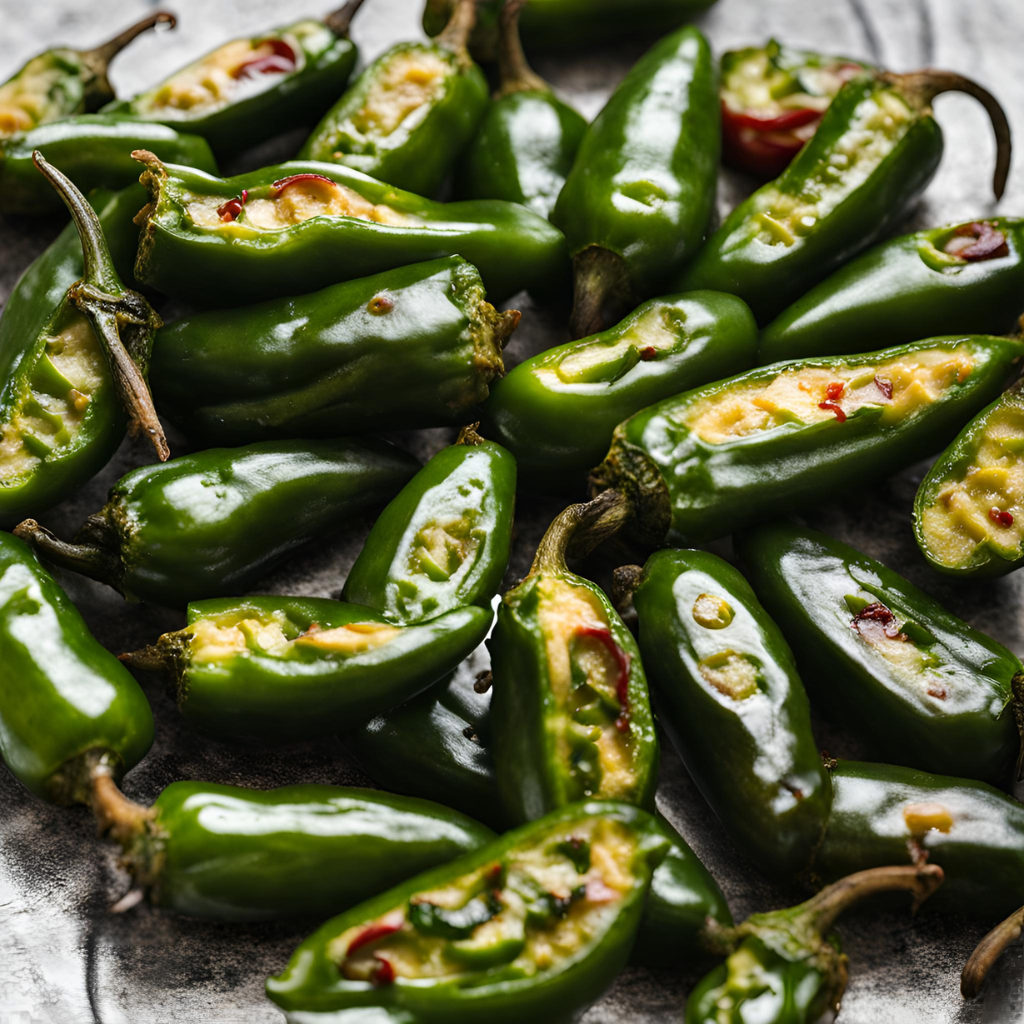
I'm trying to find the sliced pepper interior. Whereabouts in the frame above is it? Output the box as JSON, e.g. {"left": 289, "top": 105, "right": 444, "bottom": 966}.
{"left": 0, "top": 53, "right": 77, "bottom": 136}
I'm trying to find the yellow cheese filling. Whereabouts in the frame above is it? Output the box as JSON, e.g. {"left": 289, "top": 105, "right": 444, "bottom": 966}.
{"left": 0, "top": 55, "right": 70, "bottom": 135}
{"left": 903, "top": 801, "right": 954, "bottom": 836}
{"left": 348, "top": 49, "right": 450, "bottom": 139}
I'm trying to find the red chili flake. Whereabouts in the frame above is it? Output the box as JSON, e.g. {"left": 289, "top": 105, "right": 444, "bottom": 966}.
{"left": 232, "top": 38, "right": 297, "bottom": 80}
{"left": 989, "top": 507, "right": 1015, "bottom": 527}
{"left": 216, "top": 189, "right": 248, "bottom": 222}
{"left": 724, "top": 104, "right": 822, "bottom": 132}
{"left": 346, "top": 918, "right": 402, "bottom": 956}
{"left": 371, "top": 955, "right": 395, "bottom": 987}
{"left": 852, "top": 602, "right": 908, "bottom": 641}
{"left": 943, "top": 221, "right": 1009, "bottom": 262}
{"left": 818, "top": 380, "right": 847, "bottom": 422}
{"left": 927, "top": 683, "right": 949, "bottom": 700}
{"left": 270, "top": 172, "right": 337, "bottom": 198}
{"left": 874, "top": 375, "right": 893, "bottom": 400}
{"left": 575, "top": 626, "right": 632, "bottom": 732}
{"left": 639, "top": 346, "right": 657, "bottom": 361}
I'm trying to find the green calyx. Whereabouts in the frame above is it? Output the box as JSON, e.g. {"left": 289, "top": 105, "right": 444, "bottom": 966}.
{"left": 529, "top": 489, "right": 632, "bottom": 579}
{"left": 589, "top": 439, "right": 668, "bottom": 548}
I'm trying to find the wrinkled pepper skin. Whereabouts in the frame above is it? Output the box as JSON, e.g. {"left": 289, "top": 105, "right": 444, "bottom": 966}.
{"left": 760, "top": 218, "right": 1024, "bottom": 363}
{"left": 592, "top": 336, "right": 1024, "bottom": 547}
{"left": 150, "top": 258, "right": 516, "bottom": 446}
{"left": 0, "top": 531, "right": 153, "bottom": 802}
{"left": 483, "top": 291, "right": 758, "bottom": 488}
{"left": 132, "top": 155, "right": 569, "bottom": 306}
{"left": 737, "top": 522, "right": 1022, "bottom": 785}
{"left": 14, "top": 438, "right": 418, "bottom": 607}
{"left": 266, "top": 801, "right": 668, "bottom": 1021}
{"left": 632, "top": 549, "right": 831, "bottom": 877}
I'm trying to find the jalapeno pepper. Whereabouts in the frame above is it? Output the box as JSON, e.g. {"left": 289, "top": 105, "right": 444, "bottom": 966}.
{"left": 591, "top": 336, "right": 1024, "bottom": 547}
{"left": 266, "top": 801, "right": 669, "bottom": 1020}
{"left": 737, "top": 522, "right": 1023, "bottom": 786}
{"left": 483, "top": 290, "right": 757, "bottom": 489}
{"left": 101, "top": 1, "right": 368, "bottom": 157}
{"left": 457, "top": 0, "right": 586, "bottom": 219}
{"left": 760, "top": 219, "right": 1024, "bottom": 363}
{"left": 0, "top": 12, "right": 173, "bottom": 138}
{"left": 678, "top": 70, "right": 1012, "bottom": 324}
{"left": 132, "top": 153, "right": 569, "bottom": 306}
{"left": 961, "top": 904, "right": 1024, "bottom": 999}
{"left": 0, "top": 531, "right": 153, "bottom": 803}
{"left": 552, "top": 25, "right": 719, "bottom": 338}
{"left": 13, "top": 437, "right": 418, "bottom": 607}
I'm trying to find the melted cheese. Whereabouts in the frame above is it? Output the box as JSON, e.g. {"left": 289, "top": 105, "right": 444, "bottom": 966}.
{"left": 903, "top": 801, "right": 954, "bottom": 835}
{"left": 144, "top": 39, "right": 271, "bottom": 113}
{"left": 349, "top": 50, "right": 450, "bottom": 138}
{"left": 698, "top": 650, "right": 760, "bottom": 700}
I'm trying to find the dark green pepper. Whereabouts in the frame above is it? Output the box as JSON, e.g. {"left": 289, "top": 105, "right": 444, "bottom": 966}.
{"left": 591, "top": 335, "right": 1024, "bottom": 546}
{"left": 552, "top": 25, "right": 719, "bottom": 337}
{"left": 266, "top": 801, "right": 668, "bottom": 1021}
{"left": 737, "top": 522, "right": 1022, "bottom": 786}
{"left": 961, "top": 903, "right": 1024, "bottom": 999}
{"left": 760, "top": 219, "right": 1024, "bottom": 363}
{"left": 132, "top": 153, "right": 569, "bottom": 306}
{"left": 13, "top": 437, "right": 418, "bottom": 607}
{"left": 150, "top": 257, "right": 516, "bottom": 447}
{"left": 482, "top": 290, "right": 758, "bottom": 488}
{"left": 629, "top": 549, "right": 831, "bottom": 877}
{"left": 679, "top": 70, "right": 1012, "bottom": 324}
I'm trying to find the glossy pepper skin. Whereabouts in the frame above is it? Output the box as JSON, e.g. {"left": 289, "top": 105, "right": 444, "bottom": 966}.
{"left": 552, "top": 25, "right": 720, "bottom": 338}
{"left": 592, "top": 335, "right": 1024, "bottom": 547}
{"left": 266, "top": 801, "right": 669, "bottom": 1021}
{"left": 737, "top": 522, "right": 1022, "bottom": 785}
{"left": 14, "top": 437, "right": 418, "bottom": 607}
{"left": 760, "top": 219, "right": 1024, "bottom": 363}
{"left": 483, "top": 290, "right": 758, "bottom": 489}
{"left": 150, "top": 258, "right": 516, "bottom": 447}
{"left": 679, "top": 70, "right": 1012, "bottom": 324}
{"left": 630, "top": 549, "right": 831, "bottom": 877}
{"left": 132, "top": 154, "right": 569, "bottom": 306}
{"left": 101, "top": 1, "right": 367, "bottom": 157}
{"left": 301, "top": 0, "right": 488, "bottom": 197}
{"left": 0, "top": 531, "right": 153, "bottom": 802}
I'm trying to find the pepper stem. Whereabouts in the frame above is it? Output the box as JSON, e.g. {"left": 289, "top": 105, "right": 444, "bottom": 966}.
{"left": 80, "top": 12, "right": 176, "bottom": 74}
{"left": 437, "top": 0, "right": 479, "bottom": 62}
{"left": 961, "top": 904, "right": 1024, "bottom": 998}
{"left": 324, "top": 0, "right": 370, "bottom": 38}
{"left": 611, "top": 564, "right": 644, "bottom": 614}
{"left": 530, "top": 490, "right": 631, "bottom": 577}
{"left": 569, "top": 246, "right": 633, "bottom": 340}
{"left": 88, "top": 753, "right": 155, "bottom": 846}
{"left": 457, "top": 422, "right": 486, "bottom": 446}
{"left": 119, "top": 642, "right": 178, "bottom": 675}
{"left": 496, "top": 0, "right": 548, "bottom": 98}
{"left": 12, "top": 518, "right": 123, "bottom": 590}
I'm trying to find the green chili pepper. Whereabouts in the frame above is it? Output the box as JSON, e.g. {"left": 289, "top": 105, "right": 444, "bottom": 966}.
{"left": 686, "top": 864, "right": 943, "bottom": 1024}
{"left": 266, "top": 801, "right": 669, "bottom": 1020}
{"left": 13, "top": 437, "right": 418, "bottom": 607}
{"left": 483, "top": 290, "right": 757, "bottom": 488}
{"left": 628, "top": 549, "right": 831, "bottom": 877}
{"left": 132, "top": 153, "right": 569, "bottom": 306}
{"left": 737, "top": 522, "right": 1023, "bottom": 786}
{"left": 101, "top": 1, "right": 368, "bottom": 157}
{"left": 457, "top": 0, "right": 587, "bottom": 219}
{"left": 552, "top": 25, "right": 719, "bottom": 338}
{"left": 678, "top": 69, "right": 1012, "bottom": 324}
{"left": 0, "top": 531, "right": 153, "bottom": 803}
{"left": 760, "top": 219, "right": 1024, "bottom": 363}
{"left": 0, "top": 12, "right": 174, "bottom": 138}
{"left": 591, "top": 336, "right": 1024, "bottom": 547}
{"left": 961, "top": 903, "right": 1024, "bottom": 999}
{"left": 150, "top": 258, "right": 516, "bottom": 447}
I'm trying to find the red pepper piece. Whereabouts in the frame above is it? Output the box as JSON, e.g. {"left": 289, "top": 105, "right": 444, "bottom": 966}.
{"left": 874, "top": 375, "right": 893, "bottom": 400}
{"left": 989, "top": 507, "right": 1014, "bottom": 527}
{"left": 270, "top": 173, "right": 338, "bottom": 198}
{"left": 818, "top": 381, "right": 847, "bottom": 423}
{"left": 852, "top": 602, "right": 909, "bottom": 642}
{"left": 575, "top": 626, "right": 632, "bottom": 733}
{"left": 725, "top": 105, "right": 822, "bottom": 132}
{"left": 944, "top": 222, "right": 1009, "bottom": 262}
{"left": 347, "top": 917, "right": 403, "bottom": 956}
{"left": 233, "top": 38, "right": 297, "bottom": 80}
{"left": 371, "top": 955, "right": 395, "bottom": 987}
{"left": 639, "top": 346, "right": 657, "bottom": 361}
{"left": 216, "top": 189, "right": 248, "bottom": 222}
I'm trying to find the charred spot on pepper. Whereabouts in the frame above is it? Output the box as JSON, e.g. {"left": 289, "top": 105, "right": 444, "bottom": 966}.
{"left": 232, "top": 39, "right": 298, "bottom": 80}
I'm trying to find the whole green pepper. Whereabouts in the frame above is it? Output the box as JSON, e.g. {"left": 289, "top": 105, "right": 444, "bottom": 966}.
{"left": 101, "top": 1, "right": 368, "bottom": 157}
{"left": 678, "top": 70, "right": 1012, "bottom": 323}
{"left": 629, "top": 549, "right": 831, "bottom": 877}
{"left": 760, "top": 219, "right": 1024, "bottom": 363}
{"left": 591, "top": 336, "right": 1024, "bottom": 546}
{"left": 552, "top": 25, "right": 719, "bottom": 338}
{"left": 737, "top": 522, "right": 1022, "bottom": 786}
{"left": 457, "top": 0, "right": 587, "bottom": 219}
{"left": 961, "top": 903, "right": 1024, "bottom": 999}
{"left": 132, "top": 153, "right": 569, "bottom": 306}
{"left": 150, "top": 258, "right": 516, "bottom": 447}
{"left": 13, "top": 437, "right": 418, "bottom": 607}
{"left": 266, "top": 801, "right": 669, "bottom": 1021}
{"left": 0, "top": 12, "right": 173, "bottom": 137}
{"left": 0, "top": 531, "right": 153, "bottom": 802}
{"left": 482, "top": 290, "right": 758, "bottom": 488}
{"left": 490, "top": 493, "right": 659, "bottom": 823}
{"left": 300, "top": 0, "right": 488, "bottom": 197}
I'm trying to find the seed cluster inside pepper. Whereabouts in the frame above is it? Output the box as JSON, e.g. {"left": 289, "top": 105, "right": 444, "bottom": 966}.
{"left": 943, "top": 222, "right": 1009, "bottom": 262}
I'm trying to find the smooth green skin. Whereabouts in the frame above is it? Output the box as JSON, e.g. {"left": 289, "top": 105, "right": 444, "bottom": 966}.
{"left": 633, "top": 549, "right": 830, "bottom": 878}
{"left": 343, "top": 441, "right": 516, "bottom": 623}
{"left": 179, "top": 596, "right": 493, "bottom": 743}
{"left": 815, "top": 760, "right": 1024, "bottom": 918}
{"left": 267, "top": 801, "right": 668, "bottom": 1021}
{"left": 914, "top": 386, "right": 1024, "bottom": 577}
{"left": 150, "top": 781, "right": 495, "bottom": 921}
{"left": 552, "top": 26, "right": 719, "bottom": 303}
{"left": 102, "top": 19, "right": 359, "bottom": 157}
{"left": 0, "top": 531, "right": 153, "bottom": 801}
{"left": 482, "top": 291, "right": 758, "bottom": 487}
{"left": 459, "top": 89, "right": 587, "bottom": 219}
{"left": 134, "top": 159, "right": 569, "bottom": 306}
{"left": 300, "top": 42, "right": 489, "bottom": 197}
{"left": 679, "top": 76, "right": 944, "bottom": 324}
{"left": 596, "top": 335, "right": 1024, "bottom": 547}
{"left": 737, "top": 522, "right": 1021, "bottom": 785}
{"left": 0, "top": 116, "right": 217, "bottom": 215}
{"left": 760, "top": 219, "right": 1024, "bottom": 363}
